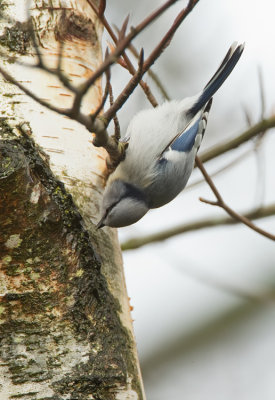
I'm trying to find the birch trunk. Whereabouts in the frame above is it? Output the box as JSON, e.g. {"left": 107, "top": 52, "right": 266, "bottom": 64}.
{"left": 0, "top": 1, "right": 145, "bottom": 399}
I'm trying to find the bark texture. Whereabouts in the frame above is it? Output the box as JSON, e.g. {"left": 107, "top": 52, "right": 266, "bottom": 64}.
{"left": 0, "top": 1, "right": 144, "bottom": 399}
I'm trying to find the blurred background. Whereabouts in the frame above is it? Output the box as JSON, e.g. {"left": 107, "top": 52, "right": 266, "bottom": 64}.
{"left": 105, "top": 1, "right": 275, "bottom": 399}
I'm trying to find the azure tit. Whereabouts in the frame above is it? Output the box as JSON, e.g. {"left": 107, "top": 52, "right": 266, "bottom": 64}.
{"left": 97, "top": 42, "right": 244, "bottom": 228}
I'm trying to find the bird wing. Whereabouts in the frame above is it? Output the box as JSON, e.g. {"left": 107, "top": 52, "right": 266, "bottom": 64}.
{"left": 160, "top": 99, "right": 212, "bottom": 156}
{"left": 170, "top": 117, "right": 201, "bottom": 152}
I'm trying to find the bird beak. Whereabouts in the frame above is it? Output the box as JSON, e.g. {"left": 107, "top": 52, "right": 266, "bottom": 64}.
{"left": 96, "top": 216, "right": 105, "bottom": 229}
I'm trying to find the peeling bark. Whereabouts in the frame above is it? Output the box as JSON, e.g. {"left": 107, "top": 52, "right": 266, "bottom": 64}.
{"left": 0, "top": 1, "right": 144, "bottom": 399}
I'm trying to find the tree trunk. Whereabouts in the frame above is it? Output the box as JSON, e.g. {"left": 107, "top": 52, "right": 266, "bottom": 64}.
{"left": 0, "top": 1, "right": 145, "bottom": 399}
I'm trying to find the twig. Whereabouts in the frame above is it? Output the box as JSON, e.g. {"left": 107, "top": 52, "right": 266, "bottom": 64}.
{"left": 98, "top": 0, "right": 106, "bottom": 18}
{"left": 186, "top": 148, "right": 252, "bottom": 191}
{"left": 243, "top": 105, "right": 253, "bottom": 127}
{"left": 199, "top": 115, "right": 275, "bottom": 163}
{"left": 196, "top": 156, "right": 275, "bottom": 241}
{"left": 27, "top": 3, "right": 77, "bottom": 93}
{"left": 121, "top": 203, "right": 275, "bottom": 250}
{"left": 124, "top": 34, "right": 171, "bottom": 100}
{"left": 142, "top": 0, "right": 200, "bottom": 76}
{"left": 103, "top": 0, "right": 200, "bottom": 126}
{"left": 103, "top": 49, "right": 144, "bottom": 124}
{"left": 252, "top": 69, "right": 267, "bottom": 207}
{"left": 0, "top": 0, "right": 187, "bottom": 165}
{"left": 77, "top": 0, "right": 183, "bottom": 106}
{"left": 90, "top": 49, "right": 111, "bottom": 121}
{"left": 87, "top": 0, "right": 159, "bottom": 107}
{"left": 0, "top": 64, "right": 72, "bottom": 117}
{"left": 258, "top": 67, "right": 266, "bottom": 121}
{"left": 108, "top": 83, "right": 121, "bottom": 142}
{"left": 91, "top": 67, "right": 111, "bottom": 121}
{"left": 169, "top": 254, "right": 275, "bottom": 303}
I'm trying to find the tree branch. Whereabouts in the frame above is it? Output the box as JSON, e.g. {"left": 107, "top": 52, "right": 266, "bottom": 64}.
{"left": 195, "top": 156, "right": 275, "bottom": 241}
{"left": 77, "top": 0, "right": 183, "bottom": 103}
{"left": 121, "top": 203, "right": 275, "bottom": 250}
{"left": 103, "top": 49, "right": 144, "bottom": 123}
{"left": 0, "top": 0, "right": 186, "bottom": 161}
{"left": 142, "top": 0, "right": 200, "bottom": 76}
{"left": 87, "top": 0, "right": 159, "bottom": 107}
{"left": 123, "top": 34, "right": 171, "bottom": 100}
{"left": 102, "top": 0, "right": 200, "bottom": 125}
{"left": 199, "top": 116, "right": 275, "bottom": 163}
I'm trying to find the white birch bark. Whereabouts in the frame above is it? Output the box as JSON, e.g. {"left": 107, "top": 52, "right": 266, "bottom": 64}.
{"left": 0, "top": 1, "right": 145, "bottom": 398}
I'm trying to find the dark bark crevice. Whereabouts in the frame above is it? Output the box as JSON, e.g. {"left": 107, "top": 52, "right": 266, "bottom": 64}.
{"left": 0, "top": 130, "right": 139, "bottom": 399}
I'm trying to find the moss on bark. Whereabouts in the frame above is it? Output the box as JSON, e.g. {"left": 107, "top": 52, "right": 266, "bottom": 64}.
{"left": 0, "top": 130, "right": 140, "bottom": 399}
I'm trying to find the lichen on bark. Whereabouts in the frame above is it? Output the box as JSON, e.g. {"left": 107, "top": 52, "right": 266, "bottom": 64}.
{"left": 0, "top": 21, "right": 31, "bottom": 55}
{"left": 0, "top": 0, "right": 144, "bottom": 398}
{"left": 0, "top": 130, "right": 142, "bottom": 399}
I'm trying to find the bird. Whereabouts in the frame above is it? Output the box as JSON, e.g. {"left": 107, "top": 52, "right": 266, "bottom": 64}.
{"left": 97, "top": 42, "right": 244, "bottom": 228}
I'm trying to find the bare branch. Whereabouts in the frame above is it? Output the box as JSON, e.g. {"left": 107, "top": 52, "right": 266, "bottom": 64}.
{"left": 87, "top": 0, "right": 159, "bottom": 107}
{"left": 124, "top": 33, "right": 171, "bottom": 101}
{"left": 0, "top": 0, "right": 188, "bottom": 168}
{"left": 103, "top": 49, "right": 144, "bottom": 124}
{"left": 142, "top": 0, "right": 200, "bottom": 76}
{"left": 78, "top": 0, "right": 183, "bottom": 105}
{"left": 243, "top": 104, "right": 254, "bottom": 127}
{"left": 121, "top": 203, "right": 275, "bottom": 250}
{"left": 118, "top": 15, "right": 130, "bottom": 41}
{"left": 55, "top": 39, "right": 77, "bottom": 93}
{"left": 25, "top": 2, "right": 78, "bottom": 94}
{"left": 195, "top": 156, "right": 275, "bottom": 241}
{"left": 0, "top": 64, "right": 71, "bottom": 117}
{"left": 102, "top": 0, "right": 199, "bottom": 122}
{"left": 187, "top": 148, "right": 252, "bottom": 191}
{"left": 199, "top": 115, "right": 275, "bottom": 163}
{"left": 91, "top": 68, "right": 111, "bottom": 121}
{"left": 27, "top": 0, "right": 44, "bottom": 68}
{"left": 252, "top": 69, "right": 268, "bottom": 207}
{"left": 98, "top": 0, "right": 106, "bottom": 18}
{"left": 258, "top": 67, "right": 266, "bottom": 121}
{"left": 169, "top": 255, "right": 275, "bottom": 303}
{"left": 108, "top": 83, "right": 121, "bottom": 142}
{"left": 90, "top": 49, "right": 111, "bottom": 121}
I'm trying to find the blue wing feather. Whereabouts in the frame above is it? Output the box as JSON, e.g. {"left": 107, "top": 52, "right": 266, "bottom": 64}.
{"left": 170, "top": 118, "right": 200, "bottom": 152}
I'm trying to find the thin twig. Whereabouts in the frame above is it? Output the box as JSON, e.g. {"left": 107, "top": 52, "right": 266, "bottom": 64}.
{"left": 195, "top": 156, "right": 275, "bottom": 241}
{"left": 91, "top": 67, "right": 111, "bottom": 121}
{"left": 98, "top": 0, "right": 106, "bottom": 18}
{"left": 2, "top": 0, "right": 181, "bottom": 126}
{"left": 243, "top": 105, "right": 253, "bottom": 127}
{"left": 55, "top": 38, "right": 76, "bottom": 93}
{"left": 199, "top": 115, "right": 275, "bottom": 164}
{"left": 27, "top": 3, "right": 77, "bottom": 93}
{"left": 87, "top": 0, "right": 159, "bottom": 107}
{"left": 252, "top": 69, "right": 267, "bottom": 207}
{"left": 142, "top": 0, "right": 200, "bottom": 76}
{"left": 0, "top": 65, "right": 71, "bottom": 117}
{"left": 187, "top": 148, "right": 252, "bottom": 191}
{"left": 27, "top": 0, "right": 43, "bottom": 68}
{"left": 108, "top": 83, "right": 121, "bottom": 142}
{"left": 169, "top": 255, "right": 275, "bottom": 303}
{"left": 77, "top": 0, "right": 182, "bottom": 106}
{"left": 258, "top": 67, "right": 266, "bottom": 121}
{"left": 0, "top": 0, "right": 186, "bottom": 165}
{"left": 124, "top": 33, "right": 171, "bottom": 100}
{"left": 90, "top": 49, "right": 111, "bottom": 121}
{"left": 121, "top": 203, "right": 275, "bottom": 250}
{"left": 103, "top": 0, "right": 200, "bottom": 125}
{"left": 103, "top": 49, "right": 144, "bottom": 123}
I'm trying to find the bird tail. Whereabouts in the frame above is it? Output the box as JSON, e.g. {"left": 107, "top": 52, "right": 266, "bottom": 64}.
{"left": 188, "top": 42, "right": 244, "bottom": 116}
